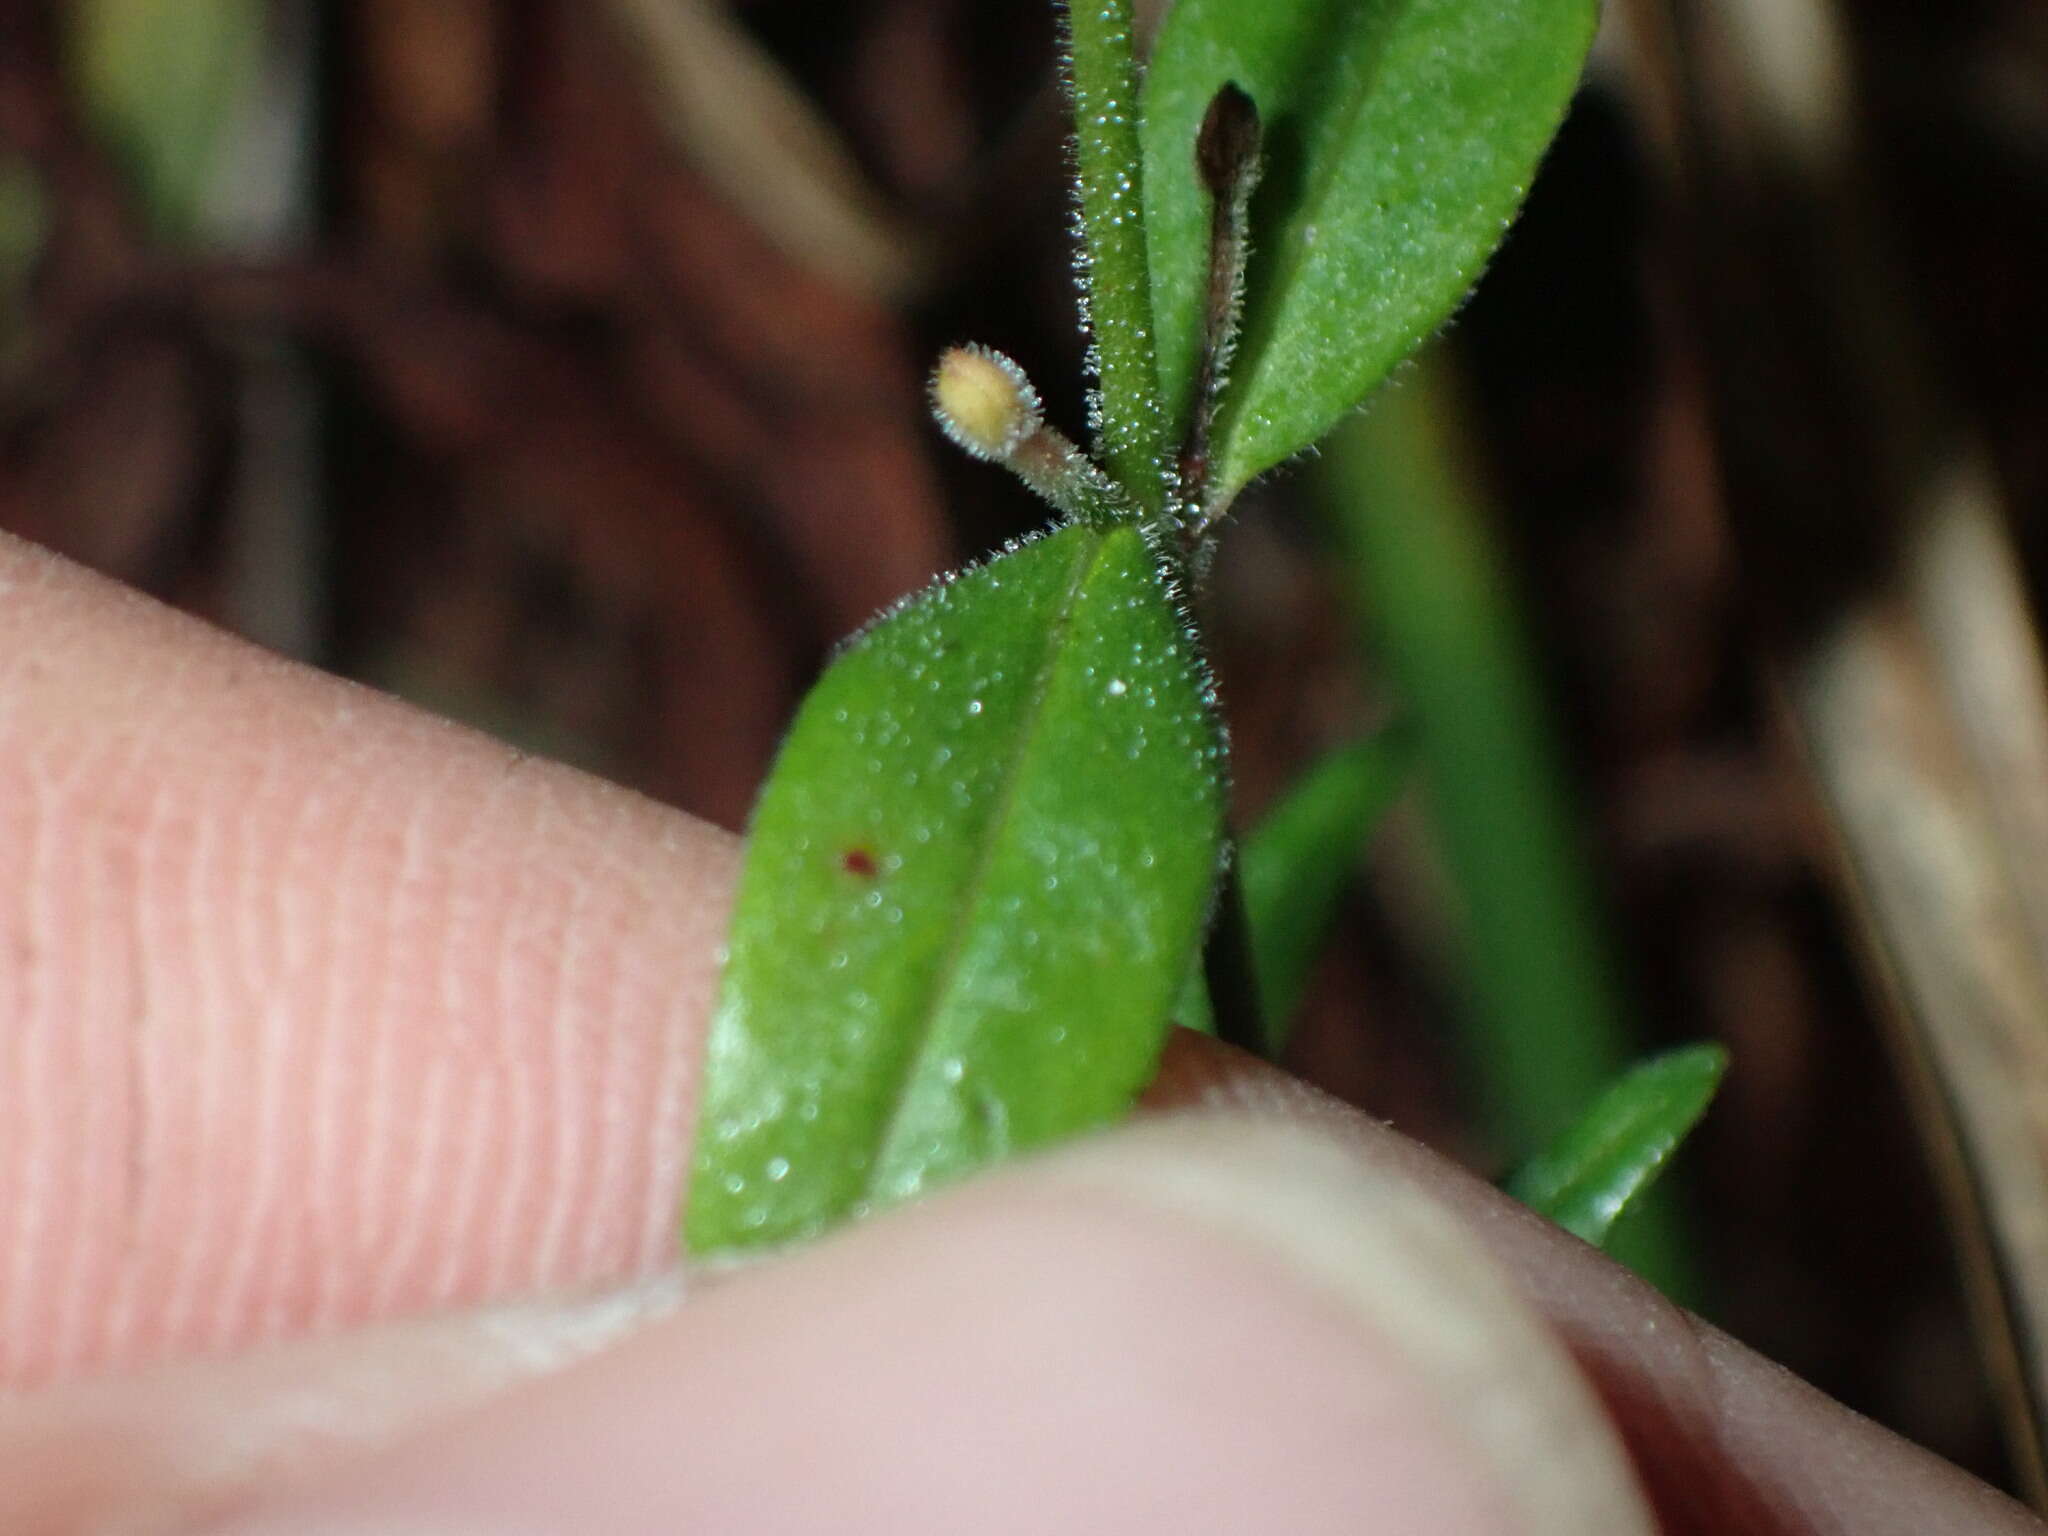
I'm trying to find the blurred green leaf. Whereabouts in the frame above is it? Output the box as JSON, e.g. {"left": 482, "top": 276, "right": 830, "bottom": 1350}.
{"left": 69, "top": 0, "right": 265, "bottom": 239}
{"left": 1323, "top": 351, "right": 1633, "bottom": 1154}
{"left": 1507, "top": 1045, "right": 1729, "bottom": 1249}
{"left": 0, "top": 157, "right": 46, "bottom": 351}
{"left": 1141, "top": 0, "right": 1598, "bottom": 495}
{"left": 1242, "top": 727, "right": 1411, "bottom": 1049}
{"left": 686, "top": 523, "right": 1225, "bottom": 1256}
{"left": 0, "top": 158, "right": 44, "bottom": 279}
{"left": 1324, "top": 350, "right": 1700, "bottom": 1298}
{"left": 1064, "top": 0, "right": 1168, "bottom": 513}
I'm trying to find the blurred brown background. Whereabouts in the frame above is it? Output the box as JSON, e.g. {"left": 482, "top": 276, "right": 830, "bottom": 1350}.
{"left": 3, "top": 0, "right": 2046, "bottom": 1495}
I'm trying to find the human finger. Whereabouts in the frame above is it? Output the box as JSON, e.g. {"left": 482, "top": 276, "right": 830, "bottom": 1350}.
{"left": 9, "top": 1051, "right": 2039, "bottom": 1533}
{"left": 204, "top": 1116, "right": 1657, "bottom": 1536}
{"left": 0, "top": 531, "right": 734, "bottom": 1386}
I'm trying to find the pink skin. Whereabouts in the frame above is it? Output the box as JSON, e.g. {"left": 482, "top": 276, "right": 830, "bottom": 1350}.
{"left": 0, "top": 527, "right": 2042, "bottom": 1533}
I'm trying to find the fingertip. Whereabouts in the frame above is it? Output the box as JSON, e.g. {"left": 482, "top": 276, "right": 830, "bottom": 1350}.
{"left": 211, "top": 1117, "right": 1652, "bottom": 1535}
{"left": 1144, "top": 1033, "right": 2048, "bottom": 1535}
{"left": 0, "top": 535, "right": 738, "bottom": 1382}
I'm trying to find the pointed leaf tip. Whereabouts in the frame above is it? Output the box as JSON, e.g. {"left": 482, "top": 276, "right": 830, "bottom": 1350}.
{"left": 1506, "top": 1043, "right": 1729, "bottom": 1250}
{"left": 1143, "top": 0, "right": 1600, "bottom": 489}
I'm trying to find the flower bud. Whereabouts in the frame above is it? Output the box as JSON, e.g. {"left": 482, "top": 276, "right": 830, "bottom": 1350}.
{"left": 929, "top": 343, "right": 1137, "bottom": 526}
{"left": 930, "top": 345, "right": 1042, "bottom": 463}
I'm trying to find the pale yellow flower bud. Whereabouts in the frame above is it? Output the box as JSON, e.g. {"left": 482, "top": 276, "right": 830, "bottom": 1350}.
{"left": 930, "top": 345, "right": 1041, "bottom": 463}
{"left": 928, "top": 343, "right": 1136, "bottom": 526}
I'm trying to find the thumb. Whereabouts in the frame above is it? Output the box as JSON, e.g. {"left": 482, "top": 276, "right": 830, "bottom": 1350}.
{"left": 207, "top": 1115, "right": 1653, "bottom": 1535}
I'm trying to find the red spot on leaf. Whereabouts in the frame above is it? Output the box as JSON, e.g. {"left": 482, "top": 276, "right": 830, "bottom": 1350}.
{"left": 841, "top": 848, "right": 878, "bottom": 878}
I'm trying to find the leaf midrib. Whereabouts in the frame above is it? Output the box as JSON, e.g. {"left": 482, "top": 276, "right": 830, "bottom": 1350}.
{"left": 859, "top": 526, "right": 1110, "bottom": 1197}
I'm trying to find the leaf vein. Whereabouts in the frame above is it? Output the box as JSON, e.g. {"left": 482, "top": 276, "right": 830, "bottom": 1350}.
{"left": 861, "top": 528, "right": 1110, "bottom": 1195}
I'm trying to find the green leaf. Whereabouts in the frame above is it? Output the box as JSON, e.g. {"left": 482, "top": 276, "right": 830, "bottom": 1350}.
{"left": 1324, "top": 351, "right": 1633, "bottom": 1154}
{"left": 1175, "top": 973, "right": 1216, "bottom": 1036}
{"left": 1326, "top": 350, "right": 1697, "bottom": 1300}
{"left": 686, "top": 523, "right": 1225, "bottom": 1255}
{"left": 1064, "top": 0, "right": 1168, "bottom": 513}
{"left": 1242, "top": 726, "right": 1411, "bottom": 1049}
{"left": 0, "top": 157, "right": 46, "bottom": 343}
{"left": 69, "top": 0, "right": 266, "bottom": 240}
{"left": 1506, "top": 1045, "right": 1729, "bottom": 1250}
{"left": 1142, "top": 0, "right": 1599, "bottom": 495}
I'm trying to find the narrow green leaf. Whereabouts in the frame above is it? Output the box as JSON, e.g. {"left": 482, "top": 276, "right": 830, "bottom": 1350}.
{"left": 686, "top": 523, "right": 1225, "bottom": 1255}
{"left": 1242, "top": 726, "right": 1411, "bottom": 1049}
{"left": 1324, "top": 352, "right": 1634, "bottom": 1158}
{"left": 1322, "top": 351, "right": 1701, "bottom": 1298}
{"left": 1142, "top": 0, "right": 1598, "bottom": 495}
{"left": 0, "top": 157, "right": 45, "bottom": 348}
{"left": 69, "top": 0, "right": 266, "bottom": 240}
{"left": 1064, "top": 0, "right": 1168, "bottom": 513}
{"left": 1506, "top": 1045, "right": 1729, "bottom": 1249}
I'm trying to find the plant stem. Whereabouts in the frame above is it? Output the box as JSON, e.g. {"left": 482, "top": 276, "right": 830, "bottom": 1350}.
{"left": 1062, "top": 0, "right": 1167, "bottom": 516}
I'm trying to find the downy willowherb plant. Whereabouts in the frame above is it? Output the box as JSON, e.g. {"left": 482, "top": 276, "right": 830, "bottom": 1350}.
{"left": 683, "top": 0, "right": 1720, "bottom": 1260}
